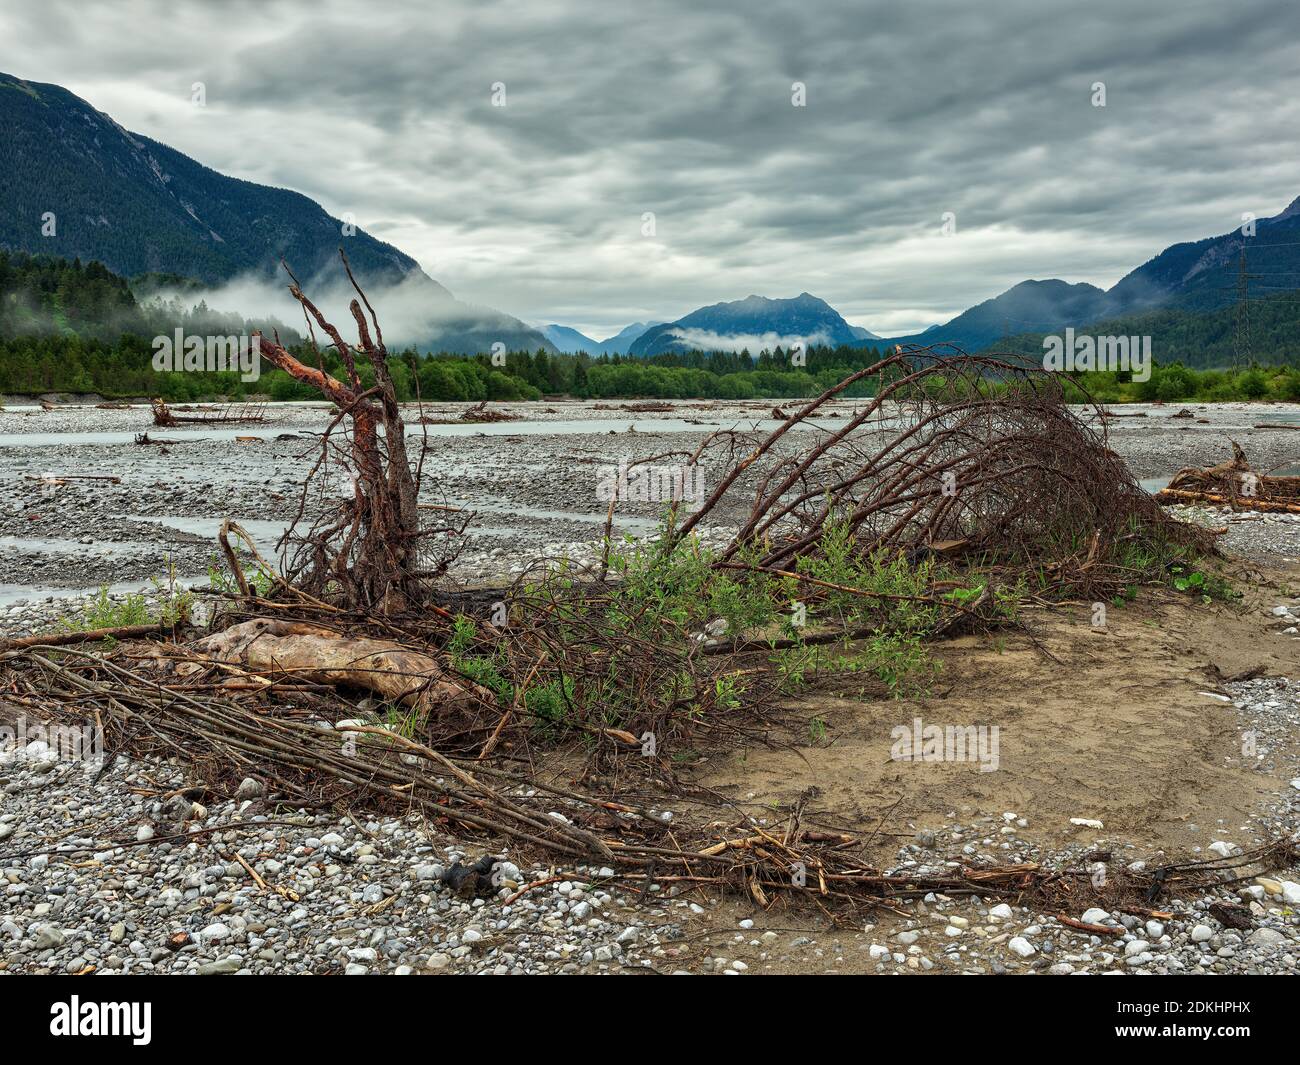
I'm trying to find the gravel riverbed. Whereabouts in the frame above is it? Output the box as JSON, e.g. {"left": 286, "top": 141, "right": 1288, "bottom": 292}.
{"left": 1, "top": 397, "right": 1299, "bottom": 619}
{"left": 2, "top": 673, "right": 1297, "bottom": 976}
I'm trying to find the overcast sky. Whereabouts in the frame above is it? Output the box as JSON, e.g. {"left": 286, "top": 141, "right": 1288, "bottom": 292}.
{"left": 5, "top": 0, "right": 1300, "bottom": 338}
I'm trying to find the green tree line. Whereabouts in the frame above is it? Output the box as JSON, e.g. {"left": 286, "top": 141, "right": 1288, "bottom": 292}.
{"left": 5, "top": 251, "right": 1300, "bottom": 403}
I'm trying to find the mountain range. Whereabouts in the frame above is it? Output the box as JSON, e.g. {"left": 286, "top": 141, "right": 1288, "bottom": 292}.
{"left": 883, "top": 198, "right": 1300, "bottom": 351}
{"left": 3, "top": 71, "right": 1297, "bottom": 364}
{"left": 0, "top": 71, "right": 555, "bottom": 354}
{"left": 628, "top": 293, "right": 872, "bottom": 357}
{"left": 540, "top": 321, "right": 663, "bottom": 354}
{"left": 554, "top": 193, "right": 1300, "bottom": 358}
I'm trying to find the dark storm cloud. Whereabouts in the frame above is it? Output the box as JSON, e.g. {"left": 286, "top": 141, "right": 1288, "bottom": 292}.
{"left": 4, "top": 0, "right": 1300, "bottom": 337}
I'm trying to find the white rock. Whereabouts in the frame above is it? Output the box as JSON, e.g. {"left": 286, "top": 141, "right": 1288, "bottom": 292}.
{"left": 989, "top": 903, "right": 1013, "bottom": 920}
{"left": 1081, "top": 907, "right": 1112, "bottom": 925}
{"left": 1190, "top": 924, "right": 1213, "bottom": 943}
{"left": 1007, "top": 937, "right": 1036, "bottom": 958}
{"left": 868, "top": 944, "right": 890, "bottom": 959}
{"left": 1070, "top": 817, "right": 1104, "bottom": 829}
{"left": 234, "top": 777, "right": 263, "bottom": 800}
{"left": 1248, "top": 927, "right": 1287, "bottom": 951}
{"left": 1208, "top": 841, "right": 1238, "bottom": 858}
{"left": 1124, "top": 939, "right": 1150, "bottom": 957}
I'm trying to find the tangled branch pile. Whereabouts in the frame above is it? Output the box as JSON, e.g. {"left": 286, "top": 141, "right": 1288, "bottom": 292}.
{"left": 658, "top": 348, "right": 1213, "bottom": 594}
{"left": 413, "top": 348, "right": 1216, "bottom": 772}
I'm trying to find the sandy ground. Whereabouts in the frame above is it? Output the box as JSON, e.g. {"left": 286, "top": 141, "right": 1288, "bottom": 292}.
{"left": 695, "top": 573, "right": 1298, "bottom": 855}
{"left": 639, "top": 562, "right": 1300, "bottom": 973}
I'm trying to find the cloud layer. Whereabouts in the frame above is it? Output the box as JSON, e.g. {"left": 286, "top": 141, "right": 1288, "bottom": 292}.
{"left": 5, "top": 0, "right": 1300, "bottom": 337}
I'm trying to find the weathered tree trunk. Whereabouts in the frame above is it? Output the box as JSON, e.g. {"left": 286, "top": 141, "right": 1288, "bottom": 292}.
{"left": 193, "top": 619, "right": 487, "bottom": 713}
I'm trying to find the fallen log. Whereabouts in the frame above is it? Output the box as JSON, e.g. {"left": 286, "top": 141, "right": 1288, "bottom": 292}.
{"left": 23, "top": 474, "right": 122, "bottom": 485}
{"left": 0, "top": 622, "right": 175, "bottom": 652}
{"left": 190, "top": 618, "right": 488, "bottom": 712}
{"left": 152, "top": 397, "right": 266, "bottom": 427}
{"left": 458, "top": 401, "right": 519, "bottom": 423}
{"left": 1154, "top": 487, "right": 1300, "bottom": 513}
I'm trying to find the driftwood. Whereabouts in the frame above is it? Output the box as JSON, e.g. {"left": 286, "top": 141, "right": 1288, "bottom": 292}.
{"left": 24, "top": 473, "right": 121, "bottom": 486}
{"left": 191, "top": 619, "right": 487, "bottom": 712}
{"left": 0, "top": 347, "right": 1278, "bottom": 916}
{"left": 0, "top": 622, "right": 174, "bottom": 652}
{"left": 1156, "top": 441, "right": 1300, "bottom": 511}
{"left": 7, "top": 638, "right": 1300, "bottom": 917}
{"left": 459, "top": 401, "right": 519, "bottom": 423}
{"left": 1155, "top": 488, "right": 1300, "bottom": 513}
{"left": 151, "top": 398, "right": 266, "bottom": 426}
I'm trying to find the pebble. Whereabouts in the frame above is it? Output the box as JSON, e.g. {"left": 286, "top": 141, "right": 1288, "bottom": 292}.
{"left": 1008, "top": 937, "right": 1036, "bottom": 958}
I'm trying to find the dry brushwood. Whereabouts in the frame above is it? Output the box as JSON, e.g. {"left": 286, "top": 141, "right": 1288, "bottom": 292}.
{"left": 458, "top": 401, "right": 519, "bottom": 423}
{"left": 597, "top": 345, "right": 1215, "bottom": 598}
{"left": 0, "top": 340, "right": 1255, "bottom": 917}
{"left": 151, "top": 397, "right": 265, "bottom": 426}
{"left": 2, "top": 642, "right": 1297, "bottom": 919}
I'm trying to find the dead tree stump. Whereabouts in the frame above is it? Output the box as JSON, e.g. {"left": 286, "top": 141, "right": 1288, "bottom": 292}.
{"left": 252, "top": 256, "right": 428, "bottom": 614}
